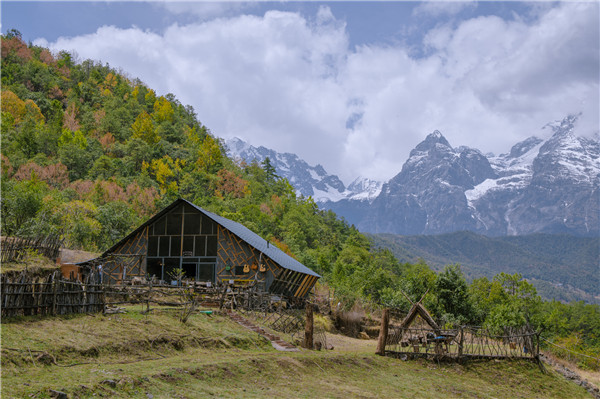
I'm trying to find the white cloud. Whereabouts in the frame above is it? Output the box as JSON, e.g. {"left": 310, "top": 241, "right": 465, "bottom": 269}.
{"left": 156, "top": 1, "right": 255, "bottom": 20}
{"left": 413, "top": 0, "right": 477, "bottom": 18}
{"left": 35, "top": 3, "right": 598, "bottom": 183}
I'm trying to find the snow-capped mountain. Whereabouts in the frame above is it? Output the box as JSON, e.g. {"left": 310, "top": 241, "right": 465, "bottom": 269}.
{"left": 225, "top": 137, "right": 382, "bottom": 203}
{"left": 465, "top": 115, "right": 600, "bottom": 236}
{"left": 359, "top": 115, "right": 599, "bottom": 236}
{"left": 346, "top": 177, "right": 383, "bottom": 202}
{"left": 226, "top": 115, "right": 598, "bottom": 236}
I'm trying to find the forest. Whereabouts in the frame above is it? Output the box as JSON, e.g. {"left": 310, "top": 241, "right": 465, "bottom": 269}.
{"left": 1, "top": 30, "right": 598, "bottom": 369}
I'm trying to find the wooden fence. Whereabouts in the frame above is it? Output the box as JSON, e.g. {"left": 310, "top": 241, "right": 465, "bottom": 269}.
{"left": 0, "top": 274, "right": 277, "bottom": 319}
{"left": 383, "top": 322, "right": 539, "bottom": 361}
{"left": 1, "top": 235, "right": 62, "bottom": 263}
{"left": 1, "top": 271, "right": 104, "bottom": 318}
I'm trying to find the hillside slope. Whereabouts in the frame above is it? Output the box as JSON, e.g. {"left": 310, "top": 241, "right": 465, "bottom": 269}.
{"left": 370, "top": 232, "right": 599, "bottom": 303}
{"left": 1, "top": 307, "right": 591, "bottom": 399}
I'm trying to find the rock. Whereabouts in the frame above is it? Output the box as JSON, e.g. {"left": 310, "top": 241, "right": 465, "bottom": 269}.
{"left": 358, "top": 331, "right": 370, "bottom": 340}
{"left": 101, "top": 379, "right": 117, "bottom": 388}
{"left": 48, "top": 389, "right": 68, "bottom": 399}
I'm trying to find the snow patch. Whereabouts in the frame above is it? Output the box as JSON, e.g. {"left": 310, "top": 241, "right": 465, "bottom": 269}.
{"left": 465, "top": 178, "right": 498, "bottom": 205}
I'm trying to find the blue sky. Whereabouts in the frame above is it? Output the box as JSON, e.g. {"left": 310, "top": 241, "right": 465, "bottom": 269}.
{"left": 2, "top": 1, "right": 598, "bottom": 182}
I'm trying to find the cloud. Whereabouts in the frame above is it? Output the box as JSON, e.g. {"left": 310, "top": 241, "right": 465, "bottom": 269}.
{"left": 412, "top": 0, "right": 477, "bottom": 18}
{"left": 35, "top": 3, "right": 598, "bottom": 183}
{"left": 156, "top": 1, "right": 255, "bottom": 20}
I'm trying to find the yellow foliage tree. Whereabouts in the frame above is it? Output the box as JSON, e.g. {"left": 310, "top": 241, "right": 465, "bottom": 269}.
{"left": 145, "top": 89, "right": 156, "bottom": 108}
{"left": 1, "top": 90, "right": 26, "bottom": 125}
{"left": 24, "top": 99, "right": 45, "bottom": 124}
{"left": 131, "top": 111, "right": 160, "bottom": 144}
{"left": 142, "top": 155, "right": 185, "bottom": 194}
{"left": 103, "top": 72, "right": 117, "bottom": 91}
{"left": 186, "top": 129, "right": 222, "bottom": 172}
{"left": 153, "top": 96, "right": 174, "bottom": 123}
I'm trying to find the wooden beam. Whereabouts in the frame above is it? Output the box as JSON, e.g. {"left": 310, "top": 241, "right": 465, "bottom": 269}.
{"left": 376, "top": 309, "right": 390, "bottom": 356}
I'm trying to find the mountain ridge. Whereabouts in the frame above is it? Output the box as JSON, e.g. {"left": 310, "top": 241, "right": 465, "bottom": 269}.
{"left": 227, "top": 116, "right": 599, "bottom": 237}
{"left": 369, "top": 231, "right": 600, "bottom": 304}
{"left": 352, "top": 115, "right": 599, "bottom": 236}
{"left": 225, "top": 137, "right": 383, "bottom": 203}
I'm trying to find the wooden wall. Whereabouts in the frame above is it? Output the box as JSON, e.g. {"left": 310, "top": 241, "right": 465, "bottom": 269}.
{"left": 103, "top": 226, "right": 148, "bottom": 285}
{"left": 216, "top": 226, "right": 318, "bottom": 298}
{"left": 216, "top": 226, "right": 279, "bottom": 288}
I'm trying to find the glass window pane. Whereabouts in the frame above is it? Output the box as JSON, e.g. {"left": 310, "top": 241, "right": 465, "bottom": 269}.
{"left": 183, "top": 236, "right": 194, "bottom": 256}
{"left": 184, "top": 213, "right": 201, "bottom": 235}
{"left": 198, "top": 264, "right": 214, "bottom": 282}
{"left": 159, "top": 236, "right": 170, "bottom": 256}
{"left": 194, "top": 236, "right": 206, "bottom": 256}
{"left": 153, "top": 216, "right": 166, "bottom": 235}
{"left": 206, "top": 236, "right": 217, "bottom": 257}
{"left": 170, "top": 236, "right": 181, "bottom": 257}
{"left": 201, "top": 216, "right": 215, "bottom": 235}
{"left": 167, "top": 213, "right": 182, "bottom": 235}
{"left": 148, "top": 236, "right": 158, "bottom": 257}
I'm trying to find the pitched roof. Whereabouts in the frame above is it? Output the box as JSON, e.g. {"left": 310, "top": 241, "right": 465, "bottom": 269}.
{"left": 98, "top": 198, "right": 320, "bottom": 278}
{"left": 399, "top": 302, "right": 441, "bottom": 334}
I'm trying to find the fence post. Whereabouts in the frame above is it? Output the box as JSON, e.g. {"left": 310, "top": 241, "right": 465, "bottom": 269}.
{"left": 376, "top": 308, "right": 390, "bottom": 356}
{"left": 458, "top": 326, "right": 464, "bottom": 359}
{"left": 304, "top": 302, "right": 314, "bottom": 349}
{"left": 52, "top": 272, "right": 58, "bottom": 315}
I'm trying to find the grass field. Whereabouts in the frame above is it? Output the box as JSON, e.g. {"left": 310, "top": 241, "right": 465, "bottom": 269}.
{"left": 1, "top": 306, "right": 592, "bottom": 398}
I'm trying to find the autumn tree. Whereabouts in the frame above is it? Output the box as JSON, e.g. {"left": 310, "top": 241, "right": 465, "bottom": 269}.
{"left": 131, "top": 111, "right": 160, "bottom": 144}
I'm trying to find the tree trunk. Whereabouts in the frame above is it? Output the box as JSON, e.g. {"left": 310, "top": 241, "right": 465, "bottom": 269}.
{"left": 304, "top": 302, "right": 314, "bottom": 349}
{"left": 376, "top": 308, "right": 390, "bottom": 356}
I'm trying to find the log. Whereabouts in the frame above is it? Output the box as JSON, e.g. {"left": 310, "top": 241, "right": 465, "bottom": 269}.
{"left": 304, "top": 302, "right": 314, "bottom": 349}
{"left": 376, "top": 308, "right": 390, "bottom": 356}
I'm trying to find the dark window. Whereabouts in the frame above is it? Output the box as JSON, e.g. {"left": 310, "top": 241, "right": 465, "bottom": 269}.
{"left": 183, "top": 236, "right": 194, "bottom": 255}
{"left": 153, "top": 216, "right": 166, "bottom": 235}
{"left": 170, "top": 236, "right": 181, "bottom": 257}
{"left": 147, "top": 258, "right": 162, "bottom": 280}
{"left": 163, "top": 258, "right": 180, "bottom": 282}
{"left": 201, "top": 217, "right": 215, "bottom": 235}
{"left": 198, "top": 264, "right": 215, "bottom": 282}
{"left": 182, "top": 263, "right": 196, "bottom": 279}
{"left": 148, "top": 236, "right": 158, "bottom": 257}
{"left": 167, "top": 213, "right": 182, "bottom": 235}
{"left": 159, "top": 237, "right": 170, "bottom": 257}
{"left": 206, "top": 236, "right": 218, "bottom": 257}
{"left": 164, "top": 258, "right": 180, "bottom": 267}
{"left": 194, "top": 236, "right": 206, "bottom": 256}
{"left": 184, "top": 213, "right": 201, "bottom": 235}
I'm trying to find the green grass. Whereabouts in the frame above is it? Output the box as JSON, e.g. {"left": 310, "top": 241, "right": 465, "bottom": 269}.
{"left": 1, "top": 307, "right": 591, "bottom": 398}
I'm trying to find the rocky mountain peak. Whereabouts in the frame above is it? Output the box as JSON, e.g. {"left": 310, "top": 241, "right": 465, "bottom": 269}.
{"left": 545, "top": 114, "right": 579, "bottom": 136}
{"left": 508, "top": 136, "right": 544, "bottom": 159}
{"left": 225, "top": 137, "right": 382, "bottom": 204}
{"left": 355, "top": 115, "right": 598, "bottom": 236}
{"left": 413, "top": 130, "right": 452, "bottom": 153}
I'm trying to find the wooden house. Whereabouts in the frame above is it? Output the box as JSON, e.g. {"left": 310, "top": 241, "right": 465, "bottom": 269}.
{"left": 84, "top": 198, "right": 320, "bottom": 299}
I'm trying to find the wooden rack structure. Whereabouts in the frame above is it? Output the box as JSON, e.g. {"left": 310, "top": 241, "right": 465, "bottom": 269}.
{"left": 1, "top": 271, "right": 104, "bottom": 317}
{"left": 1, "top": 234, "right": 62, "bottom": 263}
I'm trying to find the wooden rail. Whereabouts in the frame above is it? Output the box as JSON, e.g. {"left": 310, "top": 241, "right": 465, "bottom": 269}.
{"left": 380, "top": 311, "right": 540, "bottom": 362}
{"left": 1, "top": 235, "right": 62, "bottom": 263}
{"left": 1, "top": 271, "right": 103, "bottom": 317}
